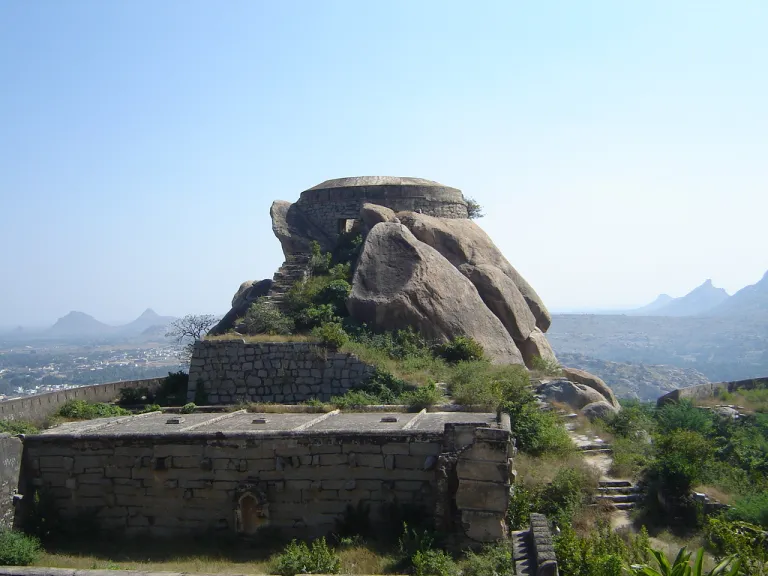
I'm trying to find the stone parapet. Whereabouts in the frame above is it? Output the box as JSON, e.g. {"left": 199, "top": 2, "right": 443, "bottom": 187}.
{"left": 188, "top": 340, "right": 376, "bottom": 404}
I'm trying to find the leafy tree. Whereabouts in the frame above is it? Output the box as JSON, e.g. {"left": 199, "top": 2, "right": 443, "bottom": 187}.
{"left": 466, "top": 197, "right": 485, "bottom": 219}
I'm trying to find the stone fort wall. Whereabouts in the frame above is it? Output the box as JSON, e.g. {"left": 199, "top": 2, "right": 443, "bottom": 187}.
{"left": 296, "top": 184, "right": 469, "bottom": 240}
{"left": 0, "top": 378, "right": 165, "bottom": 424}
{"left": 188, "top": 341, "right": 376, "bottom": 404}
{"left": 657, "top": 376, "right": 768, "bottom": 406}
{"left": 21, "top": 422, "right": 512, "bottom": 540}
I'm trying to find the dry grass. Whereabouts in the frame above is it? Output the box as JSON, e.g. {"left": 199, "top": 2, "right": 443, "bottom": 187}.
{"left": 693, "top": 484, "right": 735, "bottom": 505}
{"left": 515, "top": 451, "right": 600, "bottom": 490}
{"left": 205, "top": 333, "right": 315, "bottom": 344}
{"left": 244, "top": 402, "right": 334, "bottom": 413}
{"left": 36, "top": 538, "right": 400, "bottom": 575}
{"left": 572, "top": 500, "right": 616, "bottom": 536}
{"left": 340, "top": 341, "right": 450, "bottom": 387}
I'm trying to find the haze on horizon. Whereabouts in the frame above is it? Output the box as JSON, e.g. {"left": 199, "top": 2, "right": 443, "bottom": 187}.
{"left": 1, "top": 1, "right": 767, "bottom": 327}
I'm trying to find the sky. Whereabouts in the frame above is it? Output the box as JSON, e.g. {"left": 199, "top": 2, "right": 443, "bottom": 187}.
{"left": 1, "top": 1, "right": 767, "bottom": 326}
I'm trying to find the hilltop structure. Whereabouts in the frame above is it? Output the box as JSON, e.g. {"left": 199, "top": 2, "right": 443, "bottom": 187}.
{"left": 210, "top": 176, "right": 558, "bottom": 369}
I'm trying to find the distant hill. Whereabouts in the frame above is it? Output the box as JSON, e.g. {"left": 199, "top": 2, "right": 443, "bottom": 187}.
{"left": 657, "top": 279, "right": 729, "bottom": 316}
{"left": 120, "top": 309, "right": 177, "bottom": 335}
{"left": 708, "top": 270, "right": 768, "bottom": 319}
{"left": 557, "top": 352, "right": 711, "bottom": 402}
{"left": 628, "top": 294, "right": 674, "bottom": 315}
{"left": 48, "top": 311, "right": 115, "bottom": 336}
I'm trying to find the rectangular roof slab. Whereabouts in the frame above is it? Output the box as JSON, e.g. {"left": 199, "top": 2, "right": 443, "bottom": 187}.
{"left": 39, "top": 410, "right": 500, "bottom": 437}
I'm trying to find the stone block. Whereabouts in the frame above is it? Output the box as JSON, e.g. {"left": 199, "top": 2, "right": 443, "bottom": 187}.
{"left": 461, "top": 510, "right": 507, "bottom": 542}
{"left": 455, "top": 481, "right": 509, "bottom": 512}
{"left": 382, "top": 443, "right": 410, "bottom": 455}
{"left": 409, "top": 442, "right": 441, "bottom": 456}
{"left": 456, "top": 460, "right": 508, "bottom": 483}
{"left": 459, "top": 441, "right": 508, "bottom": 463}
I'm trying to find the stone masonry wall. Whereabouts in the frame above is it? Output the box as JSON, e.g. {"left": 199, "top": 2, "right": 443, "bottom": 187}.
{"left": 22, "top": 431, "right": 445, "bottom": 538}
{"left": 296, "top": 186, "right": 468, "bottom": 241}
{"left": 188, "top": 341, "right": 376, "bottom": 404}
{"left": 0, "top": 435, "right": 22, "bottom": 530}
{"left": 657, "top": 376, "right": 768, "bottom": 406}
{"left": 0, "top": 378, "right": 164, "bottom": 424}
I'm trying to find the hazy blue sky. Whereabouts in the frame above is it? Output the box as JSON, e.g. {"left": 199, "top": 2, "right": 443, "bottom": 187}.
{"left": 2, "top": 1, "right": 767, "bottom": 326}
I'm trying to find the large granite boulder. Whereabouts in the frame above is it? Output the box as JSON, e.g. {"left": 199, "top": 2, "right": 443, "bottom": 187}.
{"left": 348, "top": 222, "right": 525, "bottom": 365}
{"left": 270, "top": 200, "right": 333, "bottom": 258}
{"left": 536, "top": 379, "right": 607, "bottom": 410}
{"left": 360, "top": 203, "right": 398, "bottom": 231}
{"left": 458, "top": 263, "right": 537, "bottom": 343}
{"left": 561, "top": 367, "right": 619, "bottom": 408}
{"left": 581, "top": 401, "right": 618, "bottom": 421}
{"left": 519, "top": 328, "right": 559, "bottom": 369}
{"left": 209, "top": 279, "right": 273, "bottom": 336}
{"left": 397, "top": 212, "right": 551, "bottom": 333}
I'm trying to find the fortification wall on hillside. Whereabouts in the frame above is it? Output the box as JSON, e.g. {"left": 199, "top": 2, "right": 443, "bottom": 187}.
{"left": 657, "top": 376, "right": 768, "bottom": 406}
{"left": 187, "top": 341, "right": 376, "bottom": 404}
{"left": 296, "top": 183, "right": 468, "bottom": 240}
{"left": 0, "top": 435, "right": 22, "bottom": 530}
{"left": 0, "top": 378, "right": 164, "bottom": 424}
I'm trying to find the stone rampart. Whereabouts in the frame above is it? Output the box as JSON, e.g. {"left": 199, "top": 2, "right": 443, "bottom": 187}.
{"left": 0, "top": 435, "right": 22, "bottom": 530}
{"left": 295, "top": 179, "right": 469, "bottom": 239}
{"left": 21, "top": 416, "right": 511, "bottom": 541}
{"left": 188, "top": 340, "right": 376, "bottom": 404}
{"left": 530, "top": 513, "right": 558, "bottom": 576}
{"left": 0, "top": 378, "right": 164, "bottom": 424}
{"left": 657, "top": 376, "right": 768, "bottom": 406}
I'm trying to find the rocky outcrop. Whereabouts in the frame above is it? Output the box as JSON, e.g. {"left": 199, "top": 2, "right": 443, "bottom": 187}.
{"left": 581, "top": 401, "right": 618, "bottom": 421}
{"left": 561, "top": 367, "right": 619, "bottom": 408}
{"left": 360, "top": 203, "right": 398, "bottom": 231}
{"left": 348, "top": 222, "right": 525, "bottom": 365}
{"left": 397, "top": 212, "right": 551, "bottom": 333}
{"left": 536, "top": 379, "right": 607, "bottom": 410}
{"left": 520, "top": 328, "right": 558, "bottom": 370}
{"left": 209, "top": 279, "right": 273, "bottom": 336}
{"left": 270, "top": 200, "right": 333, "bottom": 258}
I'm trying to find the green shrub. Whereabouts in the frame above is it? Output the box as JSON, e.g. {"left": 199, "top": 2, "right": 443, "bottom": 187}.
{"left": 193, "top": 381, "right": 209, "bottom": 406}
{"left": 316, "top": 279, "right": 351, "bottom": 312}
{"left": 243, "top": 298, "right": 295, "bottom": 335}
{"left": 57, "top": 400, "right": 130, "bottom": 420}
{"left": 399, "top": 382, "right": 443, "bottom": 410}
{"left": 507, "top": 484, "right": 537, "bottom": 530}
{"left": 311, "top": 322, "right": 348, "bottom": 349}
{"left": 705, "top": 517, "right": 766, "bottom": 575}
{"left": 728, "top": 492, "right": 768, "bottom": 527}
{"left": 398, "top": 522, "right": 435, "bottom": 559}
{"left": 180, "top": 402, "right": 197, "bottom": 414}
{"left": 362, "top": 368, "right": 414, "bottom": 403}
{"left": 296, "top": 304, "right": 338, "bottom": 330}
{"left": 530, "top": 355, "right": 562, "bottom": 376}
{"left": 651, "top": 429, "right": 714, "bottom": 499}
{"left": 330, "top": 390, "right": 381, "bottom": 409}
{"left": 154, "top": 371, "right": 189, "bottom": 406}
{"left": 436, "top": 336, "right": 484, "bottom": 364}
{"left": 309, "top": 241, "right": 332, "bottom": 275}
{"left": 502, "top": 400, "right": 573, "bottom": 455}
{"left": 656, "top": 400, "right": 714, "bottom": 435}
{"left": 0, "top": 530, "right": 41, "bottom": 566}
{"left": 466, "top": 198, "right": 484, "bottom": 219}
{"left": 462, "top": 541, "right": 514, "bottom": 576}
{"left": 412, "top": 549, "right": 458, "bottom": 576}
{"left": 118, "top": 386, "right": 149, "bottom": 405}
{"left": 140, "top": 404, "right": 162, "bottom": 413}
{"left": 270, "top": 537, "right": 340, "bottom": 576}
{"left": 0, "top": 420, "right": 39, "bottom": 435}
{"left": 538, "top": 467, "right": 597, "bottom": 525}
{"left": 450, "top": 362, "right": 530, "bottom": 409}
{"left": 333, "top": 232, "right": 363, "bottom": 267}
{"left": 555, "top": 522, "right": 650, "bottom": 576}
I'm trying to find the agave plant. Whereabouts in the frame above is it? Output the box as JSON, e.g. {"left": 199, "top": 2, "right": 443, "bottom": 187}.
{"left": 631, "top": 547, "right": 741, "bottom": 576}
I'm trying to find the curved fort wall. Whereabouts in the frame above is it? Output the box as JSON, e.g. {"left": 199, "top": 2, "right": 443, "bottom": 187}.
{"left": 295, "top": 179, "right": 469, "bottom": 240}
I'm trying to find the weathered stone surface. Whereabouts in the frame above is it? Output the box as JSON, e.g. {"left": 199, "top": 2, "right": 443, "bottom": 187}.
{"left": 360, "top": 203, "right": 397, "bottom": 230}
{"left": 348, "top": 223, "right": 524, "bottom": 365}
{"left": 562, "top": 367, "right": 619, "bottom": 408}
{"left": 520, "top": 328, "right": 559, "bottom": 369}
{"left": 458, "top": 263, "right": 537, "bottom": 343}
{"left": 581, "top": 401, "right": 618, "bottom": 421}
{"left": 455, "top": 481, "right": 510, "bottom": 512}
{"left": 536, "top": 379, "right": 607, "bottom": 410}
{"left": 461, "top": 510, "right": 508, "bottom": 541}
{"left": 397, "top": 211, "right": 551, "bottom": 332}
{"left": 270, "top": 200, "right": 333, "bottom": 258}
{"left": 209, "top": 279, "right": 273, "bottom": 336}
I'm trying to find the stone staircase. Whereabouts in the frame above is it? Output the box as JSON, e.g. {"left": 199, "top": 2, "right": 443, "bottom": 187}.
{"left": 511, "top": 529, "right": 534, "bottom": 576}
{"left": 595, "top": 479, "right": 641, "bottom": 510}
{"left": 264, "top": 253, "right": 312, "bottom": 310}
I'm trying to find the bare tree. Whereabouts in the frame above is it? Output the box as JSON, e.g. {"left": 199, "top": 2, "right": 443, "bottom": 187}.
{"left": 166, "top": 314, "right": 219, "bottom": 366}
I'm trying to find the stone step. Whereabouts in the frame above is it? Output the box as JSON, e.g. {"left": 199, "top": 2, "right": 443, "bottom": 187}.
{"left": 510, "top": 530, "right": 534, "bottom": 576}
{"left": 598, "top": 486, "right": 641, "bottom": 495}
{"left": 599, "top": 480, "right": 633, "bottom": 488}
{"left": 581, "top": 448, "right": 613, "bottom": 455}
{"left": 596, "top": 494, "right": 640, "bottom": 504}
{"left": 580, "top": 443, "right": 612, "bottom": 451}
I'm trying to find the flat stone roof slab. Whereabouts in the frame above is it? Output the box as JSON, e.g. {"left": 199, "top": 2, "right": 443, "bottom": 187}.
{"left": 39, "top": 410, "right": 499, "bottom": 437}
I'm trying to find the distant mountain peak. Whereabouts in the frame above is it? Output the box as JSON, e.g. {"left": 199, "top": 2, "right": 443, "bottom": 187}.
{"left": 138, "top": 308, "right": 159, "bottom": 318}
